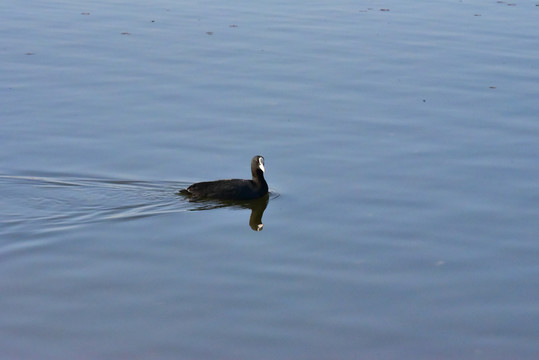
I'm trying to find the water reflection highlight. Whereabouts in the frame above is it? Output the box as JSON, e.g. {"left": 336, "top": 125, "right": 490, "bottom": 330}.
{"left": 180, "top": 193, "right": 272, "bottom": 231}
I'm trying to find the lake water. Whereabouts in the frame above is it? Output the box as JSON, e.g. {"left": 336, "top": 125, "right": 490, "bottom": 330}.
{"left": 1, "top": 0, "right": 538, "bottom": 359}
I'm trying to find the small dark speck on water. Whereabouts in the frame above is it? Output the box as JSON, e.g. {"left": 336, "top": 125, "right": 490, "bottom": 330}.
{"left": 81, "top": 12, "right": 90, "bottom": 15}
{"left": 25, "top": 52, "right": 35, "bottom": 55}
{"left": 229, "top": 24, "right": 238, "bottom": 28}
{"left": 121, "top": 32, "right": 131, "bottom": 35}
{"left": 206, "top": 31, "right": 213, "bottom": 35}
{"left": 380, "top": 8, "right": 390, "bottom": 12}
{"left": 490, "top": 86, "right": 496, "bottom": 89}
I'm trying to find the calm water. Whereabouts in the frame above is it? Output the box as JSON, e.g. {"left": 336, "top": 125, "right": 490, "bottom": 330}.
{"left": 1, "top": 0, "right": 538, "bottom": 359}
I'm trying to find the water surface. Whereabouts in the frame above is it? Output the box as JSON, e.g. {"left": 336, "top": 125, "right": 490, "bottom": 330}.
{"left": 1, "top": 0, "right": 538, "bottom": 359}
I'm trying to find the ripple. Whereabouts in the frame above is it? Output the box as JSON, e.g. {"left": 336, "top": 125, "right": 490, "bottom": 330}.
{"left": 0, "top": 173, "right": 280, "bottom": 238}
{"left": 0, "top": 174, "right": 187, "bottom": 237}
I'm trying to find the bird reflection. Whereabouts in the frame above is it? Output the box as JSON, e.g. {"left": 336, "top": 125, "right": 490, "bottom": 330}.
{"left": 180, "top": 193, "right": 269, "bottom": 231}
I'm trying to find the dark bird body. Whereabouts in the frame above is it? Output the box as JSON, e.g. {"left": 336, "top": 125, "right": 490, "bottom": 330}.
{"left": 183, "top": 155, "right": 268, "bottom": 200}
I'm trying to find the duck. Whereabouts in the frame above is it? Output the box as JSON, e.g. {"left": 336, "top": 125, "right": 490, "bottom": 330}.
{"left": 182, "top": 155, "right": 268, "bottom": 200}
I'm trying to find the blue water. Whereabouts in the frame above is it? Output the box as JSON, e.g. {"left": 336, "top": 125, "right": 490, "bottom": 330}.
{"left": 1, "top": 0, "right": 538, "bottom": 359}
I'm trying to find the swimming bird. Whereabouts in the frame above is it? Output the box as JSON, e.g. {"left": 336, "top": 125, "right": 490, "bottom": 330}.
{"left": 182, "top": 155, "right": 268, "bottom": 200}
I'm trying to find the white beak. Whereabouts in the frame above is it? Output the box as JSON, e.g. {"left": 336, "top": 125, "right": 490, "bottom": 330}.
{"left": 259, "top": 158, "right": 265, "bottom": 173}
